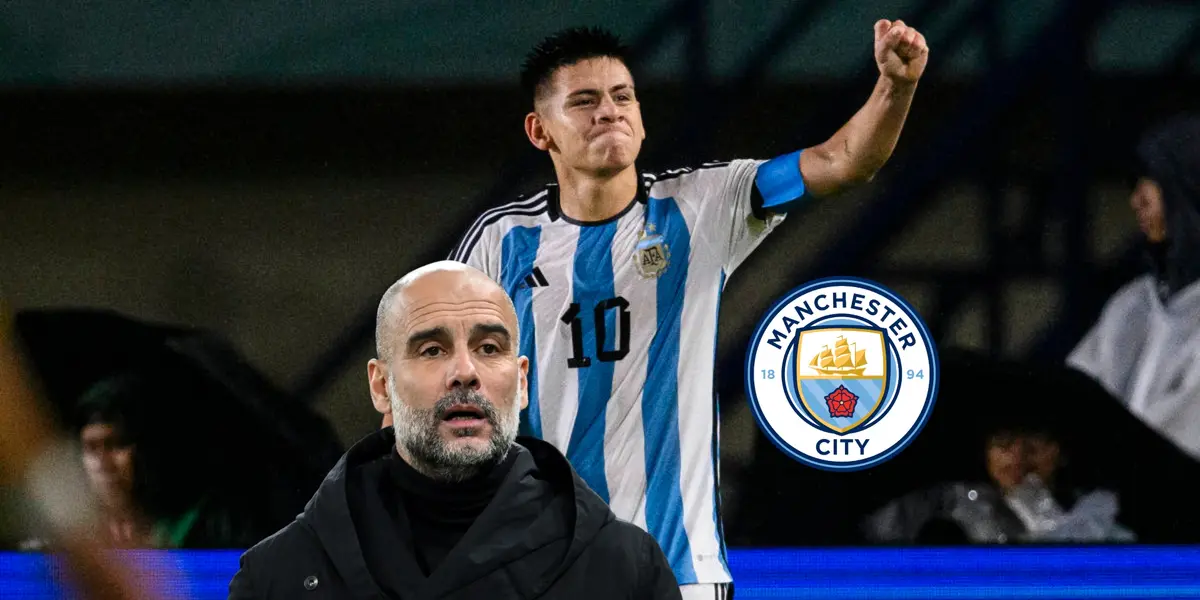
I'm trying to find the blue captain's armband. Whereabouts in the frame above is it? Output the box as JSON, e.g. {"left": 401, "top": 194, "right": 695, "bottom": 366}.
{"left": 754, "top": 150, "right": 807, "bottom": 212}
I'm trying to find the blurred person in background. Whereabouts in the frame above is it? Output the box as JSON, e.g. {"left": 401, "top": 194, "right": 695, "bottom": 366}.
{"left": 229, "top": 263, "right": 680, "bottom": 599}
{"left": 0, "top": 303, "right": 175, "bottom": 599}
{"left": 450, "top": 20, "right": 928, "bottom": 598}
{"left": 74, "top": 383, "right": 146, "bottom": 548}
{"left": 19, "top": 374, "right": 260, "bottom": 550}
{"left": 1068, "top": 114, "right": 1200, "bottom": 459}
{"left": 861, "top": 420, "right": 1134, "bottom": 545}
{"left": 7, "top": 306, "right": 344, "bottom": 554}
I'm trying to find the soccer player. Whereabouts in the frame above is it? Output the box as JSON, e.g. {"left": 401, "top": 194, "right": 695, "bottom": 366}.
{"left": 450, "top": 22, "right": 928, "bottom": 598}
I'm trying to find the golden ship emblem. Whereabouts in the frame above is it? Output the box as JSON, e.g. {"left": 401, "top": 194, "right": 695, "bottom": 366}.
{"left": 809, "top": 335, "right": 868, "bottom": 377}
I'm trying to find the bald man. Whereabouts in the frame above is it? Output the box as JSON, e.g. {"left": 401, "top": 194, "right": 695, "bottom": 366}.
{"left": 229, "top": 262, "right": 681, "bottom": 600}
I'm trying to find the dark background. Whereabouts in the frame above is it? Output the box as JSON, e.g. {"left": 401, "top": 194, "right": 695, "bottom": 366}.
{"left": 3, "top": 0, "right": 1199, "bottom": 545}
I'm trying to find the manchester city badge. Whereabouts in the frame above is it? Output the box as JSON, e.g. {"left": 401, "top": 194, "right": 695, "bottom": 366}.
{"left": 633, "top": 225, "right": 670, "bottom": 278}
{"left": 744, "top": 276, "right": 940, "bottom": 472}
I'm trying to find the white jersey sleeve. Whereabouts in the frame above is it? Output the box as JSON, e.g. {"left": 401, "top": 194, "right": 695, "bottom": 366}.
{"left": 447, "top": 193, "right": 553, "bottom": 283}
{"left": 450, "top": 222, "right": 500, "bottom": 281}
{"left": 655, "top": 151, "right": 806, "bottom": 275}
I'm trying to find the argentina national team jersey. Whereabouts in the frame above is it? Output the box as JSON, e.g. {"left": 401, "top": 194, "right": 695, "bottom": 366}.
{"left": 450, "top": 153, "right": 805, "bottom": 586}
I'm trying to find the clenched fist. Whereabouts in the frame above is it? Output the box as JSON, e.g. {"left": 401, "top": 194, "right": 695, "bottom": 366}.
{"left": 874, "top": 19, "right": 928, "bottom": 84}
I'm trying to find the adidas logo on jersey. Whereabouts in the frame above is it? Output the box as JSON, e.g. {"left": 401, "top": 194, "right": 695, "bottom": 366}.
{"left": 521, "top": 267, "right": 550, "bottom": 288}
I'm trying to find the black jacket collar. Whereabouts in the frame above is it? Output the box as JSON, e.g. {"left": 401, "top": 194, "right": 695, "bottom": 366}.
{"left": 297, "top": 428, "right": 614, "bottom": 598}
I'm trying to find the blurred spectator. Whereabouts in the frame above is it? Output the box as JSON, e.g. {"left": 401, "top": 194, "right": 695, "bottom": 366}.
{"left": 23, "top": 373, "right": 262, "bottom": 550}
{"left": 1068, "top": 113, "right": 1200, "bottom": 459}
{"left": 860, "top": 422, "right": 1134, "bottom": 544}
{"left": 9, "top": 308, "right": 347, "bottom": 551}
{"left": 1, "top": 304, "right": 176, "bottom": 599}
{"left": 74, "top": 380, "right": 150, "bottom": 548}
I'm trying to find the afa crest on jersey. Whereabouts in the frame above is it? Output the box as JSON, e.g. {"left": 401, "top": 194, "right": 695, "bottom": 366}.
{"left": 633, "top": 224, "right": 670, "bottom": 278}
{"left": 745, "top": 276, "right": 939, "bottom": 472}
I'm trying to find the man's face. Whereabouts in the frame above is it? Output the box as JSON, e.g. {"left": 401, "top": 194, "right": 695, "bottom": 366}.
{"left": 370, "top": 270, "right": 528, "bottom": 480}
{"left": 80, "top": 423, "right": 135, "bottom": 509}
{"left": 527, "top": 57, "right": 645, "bottom": 177}
{"left": 985, "top": 431, "right": 1025, "bottom": 491}
{"left": 1130, "top": 177, "right": 1167, "bottom": 243}
{"left": 985, "top": 431, "right": 1063, "bottom": 490}
{"left": 1024, "top": 434, "right": 1061, "bottom": 484}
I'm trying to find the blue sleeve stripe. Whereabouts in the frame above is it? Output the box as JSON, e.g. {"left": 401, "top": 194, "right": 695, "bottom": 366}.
{"left": 754, "top": 150, "right": 807, "bottom": 211}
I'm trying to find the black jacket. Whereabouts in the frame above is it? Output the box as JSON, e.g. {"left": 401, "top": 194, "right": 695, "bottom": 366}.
{"left": 228, "top": 429, "right": 681, "bottom": 599}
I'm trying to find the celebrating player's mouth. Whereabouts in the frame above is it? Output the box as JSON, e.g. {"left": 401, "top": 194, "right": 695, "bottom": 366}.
{"left": 589, "top": 125, "right": 630, "bottom": 141}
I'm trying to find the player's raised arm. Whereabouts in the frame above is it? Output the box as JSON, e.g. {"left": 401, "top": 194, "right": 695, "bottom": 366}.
{"left": 798, "top": 19, "right": 929, "bottom": 199}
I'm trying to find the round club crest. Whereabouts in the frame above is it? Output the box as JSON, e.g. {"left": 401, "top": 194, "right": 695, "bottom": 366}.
{"left": 744, "top": 276, "right": 939, "bottom": 471}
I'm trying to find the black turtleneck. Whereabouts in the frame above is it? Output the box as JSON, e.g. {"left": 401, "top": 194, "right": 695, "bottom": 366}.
{"left": 387, "top": 450, "right": 518, "bottom": 576}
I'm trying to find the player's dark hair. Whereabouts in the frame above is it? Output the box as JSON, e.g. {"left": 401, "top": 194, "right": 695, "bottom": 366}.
{"left": 520, "top": 26, "right": 632, "bottom": 105}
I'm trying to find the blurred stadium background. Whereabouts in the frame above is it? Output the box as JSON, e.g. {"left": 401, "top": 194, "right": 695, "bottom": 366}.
{"left": 3, "top": 0, "right": 1200, "bottom": 596}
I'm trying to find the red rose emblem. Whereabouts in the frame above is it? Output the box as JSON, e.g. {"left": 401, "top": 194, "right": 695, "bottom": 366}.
{"left": 825, "top": 385, "right": 858, "bottom": 418}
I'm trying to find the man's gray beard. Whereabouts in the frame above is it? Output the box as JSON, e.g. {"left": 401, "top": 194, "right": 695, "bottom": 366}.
{"left": 389, "top": 378, "right": 521, "bottom": 483}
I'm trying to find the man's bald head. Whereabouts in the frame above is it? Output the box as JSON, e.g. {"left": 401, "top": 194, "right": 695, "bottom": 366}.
{"left": 375, "top": 261, "right": 517, "bottom": 362}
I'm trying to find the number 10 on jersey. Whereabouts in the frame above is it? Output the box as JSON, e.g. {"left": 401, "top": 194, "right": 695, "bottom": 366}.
{"left": 561, "top": 297, "right": 631, "bottom": 368}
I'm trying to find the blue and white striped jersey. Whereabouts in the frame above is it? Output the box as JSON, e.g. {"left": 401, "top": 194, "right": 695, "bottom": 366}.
{"left": 450, "top": 152, "right": 806, "bottom": 586}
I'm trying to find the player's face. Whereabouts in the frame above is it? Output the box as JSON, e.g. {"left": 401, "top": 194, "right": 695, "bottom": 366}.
{"left": 378, "top": 271, "right": 529, "bottom": 478}
{"left": 532, "top": 57, "right": 645, "bottom": 176}
{"left": 1130, "top": 177, "right": 1167, "bottom": 243}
